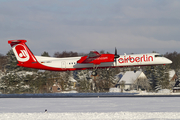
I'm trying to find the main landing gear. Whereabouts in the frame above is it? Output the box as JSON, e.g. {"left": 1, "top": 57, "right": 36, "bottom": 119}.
{"left": 91, "top": 64, "right": 99, "bottom": 76}
{"left": 92, "top": 70, "right": 98, "bottom": 76}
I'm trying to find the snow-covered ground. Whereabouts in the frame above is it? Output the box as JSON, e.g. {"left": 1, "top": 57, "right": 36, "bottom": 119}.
{"left": 0, "top": 97, "right": 180, "bottom": 120}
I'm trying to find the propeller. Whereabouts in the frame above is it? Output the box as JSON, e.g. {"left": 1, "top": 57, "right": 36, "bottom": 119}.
{"left": 114, "top": 47, "right": 120, "bottom": 65}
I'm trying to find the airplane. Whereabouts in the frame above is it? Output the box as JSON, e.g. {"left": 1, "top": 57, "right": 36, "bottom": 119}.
{"left": 8, "top": 40, "right": 172, "bottom": 76}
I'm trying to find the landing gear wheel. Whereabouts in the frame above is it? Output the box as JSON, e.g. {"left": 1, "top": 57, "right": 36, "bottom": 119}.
{"left": 92, "top": 71, "right": 97, "bottom": 76}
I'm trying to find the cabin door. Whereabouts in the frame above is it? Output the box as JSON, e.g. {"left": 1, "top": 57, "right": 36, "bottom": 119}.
{"left": 61, "top": 61, "right": 66, "bottom": 68}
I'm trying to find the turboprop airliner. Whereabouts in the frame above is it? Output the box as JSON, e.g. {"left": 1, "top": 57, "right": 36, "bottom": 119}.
{"left": 8, "top": 40, "right": 172, "bottom": 76}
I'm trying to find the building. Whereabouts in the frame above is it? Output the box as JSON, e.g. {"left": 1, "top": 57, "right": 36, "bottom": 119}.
{"left": 116, "top": 70, "right": 147, "bottom": 90}
{"left": 51, "top": 80, "right": 62, "bottom": 93}
{"left": 169, "top": 70, "right": 177, "bottom": 82}
{"left": 51, "top": 77, "right": 77, "bottom": 93}
{"left": 169, "top": 70, "right": 180, "bottom": 93}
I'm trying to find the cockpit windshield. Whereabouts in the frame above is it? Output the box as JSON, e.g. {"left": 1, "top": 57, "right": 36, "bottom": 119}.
{"left": 155, "top": 55, "right": 163, "bottom": 57}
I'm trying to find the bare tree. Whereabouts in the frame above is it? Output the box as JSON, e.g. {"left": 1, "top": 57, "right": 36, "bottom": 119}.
{"left": 54, "top": 51, "right": 78, "bottom": 58}
{"left": 133, "top": 78, "right": 151, "bottom": 91}
{"left": 119, "top": 80, "right": 125, "bottom": 92}
{"left": 0, "top": 54, "right": 7, "bottom": 72}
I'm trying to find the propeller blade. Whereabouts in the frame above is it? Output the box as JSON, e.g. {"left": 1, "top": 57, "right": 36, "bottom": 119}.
{"left": 115, "top": 47, "right": 117, "bottom": 55}
{"left": 114, "top": 47, "right": 120, "bottom": 66}
{"left": 114, "top": 47, "right": 120, "bottom": 58}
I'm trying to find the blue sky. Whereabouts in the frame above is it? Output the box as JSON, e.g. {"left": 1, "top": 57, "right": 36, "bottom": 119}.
{"left": 1, "top": 0, "right": 180, "bottom": 56}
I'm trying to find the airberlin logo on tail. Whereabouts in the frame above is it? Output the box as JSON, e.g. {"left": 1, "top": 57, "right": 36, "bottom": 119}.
{"left": 13, "top": 44, "right": 30, "bottom": 62}
{"left": 19, "top": 50, "right": 28, "bottom": 58}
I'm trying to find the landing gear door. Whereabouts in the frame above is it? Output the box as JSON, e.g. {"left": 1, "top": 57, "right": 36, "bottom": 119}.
{"left": 61, "top": 61, "right": 66, "bottom": 68}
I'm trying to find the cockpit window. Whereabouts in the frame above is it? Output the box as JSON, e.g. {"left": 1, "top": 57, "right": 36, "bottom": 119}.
{"left": 155, "top": 55, "right": 163, "bottom": 57}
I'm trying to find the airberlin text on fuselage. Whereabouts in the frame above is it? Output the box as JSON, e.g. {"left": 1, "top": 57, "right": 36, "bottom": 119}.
{"left": 118, "top": 55, "right": 153, "bottom": 64}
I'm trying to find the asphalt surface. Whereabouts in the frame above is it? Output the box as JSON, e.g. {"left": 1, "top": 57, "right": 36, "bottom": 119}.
{"left": 0, "top": 93, "right": 180, "bottom": 98}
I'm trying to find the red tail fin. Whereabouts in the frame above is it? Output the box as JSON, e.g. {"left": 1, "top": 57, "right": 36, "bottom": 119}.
{"left": 8, "top": 40, "right": 37, "bottom": 66}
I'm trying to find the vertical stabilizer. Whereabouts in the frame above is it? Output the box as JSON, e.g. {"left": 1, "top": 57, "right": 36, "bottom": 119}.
{"left": 8, "top": 40, "right": 37, "bottom": 66}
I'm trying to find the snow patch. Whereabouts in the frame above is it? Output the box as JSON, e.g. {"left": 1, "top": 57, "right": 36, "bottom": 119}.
{"left": 0, "top": 112, "right": 180, "bottom": 120}
{"left": 109, "top": 88, "right": 121, "bottom": 92}
{"left": 158, "top": 89, "right": 171, "bottom": 93}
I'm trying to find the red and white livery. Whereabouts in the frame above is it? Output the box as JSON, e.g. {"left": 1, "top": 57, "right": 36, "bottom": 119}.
{"left": 8, "top": 40, "right": 172, "bottom": 76}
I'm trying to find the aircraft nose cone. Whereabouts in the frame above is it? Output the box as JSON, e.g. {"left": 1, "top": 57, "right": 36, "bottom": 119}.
{"left": 166, "top": 59, "right": 172, "bottom": 64}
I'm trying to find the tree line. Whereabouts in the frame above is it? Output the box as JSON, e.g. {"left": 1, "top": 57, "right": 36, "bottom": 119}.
{"left": 0, "top": 50, "right": 179, "bottom": 94}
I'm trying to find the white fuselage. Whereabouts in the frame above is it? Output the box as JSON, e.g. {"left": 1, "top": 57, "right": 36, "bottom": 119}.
{"left": 35, "top": 53, "right": 172, "bottom": 71}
